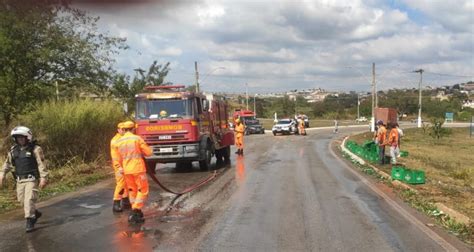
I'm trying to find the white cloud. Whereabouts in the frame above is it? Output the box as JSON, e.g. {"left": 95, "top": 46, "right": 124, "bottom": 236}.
{"left": 77, "top": 0, "right": 473, "bottom": 92}
{"left": 158, "top": 47, "right": 183, "bottom": 57}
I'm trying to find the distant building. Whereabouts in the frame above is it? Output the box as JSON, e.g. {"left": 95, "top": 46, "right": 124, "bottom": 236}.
{"left": 462, "top": 100, "right": 474, "bottom": 109}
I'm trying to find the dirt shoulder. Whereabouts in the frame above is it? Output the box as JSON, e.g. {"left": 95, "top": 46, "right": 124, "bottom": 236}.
{"left": 350, "top": 127, "right": 473, "bottom": 220}
{"left": 348, "top": 128, "right": 473, "bottom": 244}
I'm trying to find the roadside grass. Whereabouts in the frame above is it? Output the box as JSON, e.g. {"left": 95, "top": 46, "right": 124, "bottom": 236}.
{"left": 350, "top": 128, "right": 473, "bottom": 218}
{"left": 340, "top": 150, "right": 473, "bottom": 244}
{"left": 0, "top": 157, "right": 112, "bottom": 214}
{"left": 348, "top": 128, "right": 473, "bottom": 244}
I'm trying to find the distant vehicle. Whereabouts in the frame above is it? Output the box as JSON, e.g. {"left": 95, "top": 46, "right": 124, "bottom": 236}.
{"left": 233, "top": 109, "right": 256, "bottom": 124}
{"left": 411, "top": 118, "right": 424, "bottom": 124}
{"left": 245, "top": 119, "right": 265, "bottom": 134}
{"left": 272, "top": 119, "right": 297, "bottom": 136}
{"left": 297, "top": 114, "right": 310, "bottom": 128}
{"left": 355, "top": 116, "right": 367, "bottom": 122}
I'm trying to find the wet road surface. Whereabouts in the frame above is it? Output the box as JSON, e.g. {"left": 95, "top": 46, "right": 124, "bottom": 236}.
{"left": 0, "top": 127, "right": 470, "bottom": 251}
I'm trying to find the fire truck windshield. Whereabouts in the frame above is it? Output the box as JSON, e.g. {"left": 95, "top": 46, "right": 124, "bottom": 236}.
{"left": 136, "top": 99, "right": 193, "bottom": 119}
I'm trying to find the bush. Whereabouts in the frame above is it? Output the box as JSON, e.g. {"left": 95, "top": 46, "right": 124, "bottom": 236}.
{"left": 429, "top": 118, "right": 451, "bottom": 140}
{"left": 457, "top": 110, "right": 473, "bottom": 122}
{"left": 18, "top": 99, "right": 125, "bottom": 166}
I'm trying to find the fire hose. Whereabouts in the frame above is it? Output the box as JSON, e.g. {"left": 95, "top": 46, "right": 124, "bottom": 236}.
{"left": 147, "top": 169, "right": 218, "bottom": 195}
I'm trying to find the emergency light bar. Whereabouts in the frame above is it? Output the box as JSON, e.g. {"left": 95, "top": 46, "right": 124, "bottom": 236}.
{"left": 144, "top": 85, "right": 186, "bottom": 91}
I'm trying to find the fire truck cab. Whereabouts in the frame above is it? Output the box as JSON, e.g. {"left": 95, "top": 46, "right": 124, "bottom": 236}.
{"left": 134, "top": 85, "right": 234, "bottom": 170}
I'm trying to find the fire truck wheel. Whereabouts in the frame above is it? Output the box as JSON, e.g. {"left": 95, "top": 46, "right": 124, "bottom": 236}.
{"left": 215, "top": 149, "right": 223, "bottom": 163}
{"left": 199, "top": 144, "right": 212, "bottom": 171}
{"left": 223, "top": 146, "right": 231, "bottom": 164}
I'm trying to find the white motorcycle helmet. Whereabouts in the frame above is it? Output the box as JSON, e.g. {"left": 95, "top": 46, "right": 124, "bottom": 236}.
{"left": 11, "top": 126, "right": 33, "bottom": 141}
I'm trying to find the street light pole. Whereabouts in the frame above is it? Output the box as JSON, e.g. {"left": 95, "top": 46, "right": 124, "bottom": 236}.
{"left": 253, "top": 94, "right": 256, "bottom": 116}
{"left": 371, "top": 63, "right": 375, "bottom": 132}
{"left": 200, "top": 67, "right": 226, "bottom": 85}
{"left": 357, "top": 93, "right": 360, "bottom": 121}
{"left": 195, "top": 61, "right": 199, "bottom": 93}
{"left": 414, "top": 69, "right": 424, "bottom": 128}
{"left": 246, "top": 83, "right": 249, "bottom": 110}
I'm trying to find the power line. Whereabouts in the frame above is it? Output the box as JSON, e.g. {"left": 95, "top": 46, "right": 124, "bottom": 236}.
{"left": 423, "top": 71, "right": 473, "bottom": 78}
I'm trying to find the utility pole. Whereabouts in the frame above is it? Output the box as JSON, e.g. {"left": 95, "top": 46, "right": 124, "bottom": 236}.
{"left": 357, "top": 93, "right": 360, "bottom": 121}
{"left": 371, "top": 62, "right": 375, "bottom": 132}
{"left": 375, "top": 78, "right": 378, "bottom": 108}
{"left": 295, "top": 96, "right": 297, "bottom": 117}
{"left": 414, "top": 69, "right": 424, "bottom": 128}
{"left": 246, "top": 83, "right": 249, "bottom": 110}
{"left": 253, "top": 94, "right": 256, "bottom": 116}
{"left": 195, "top": 61, "right": 199, "bottom": 93}
{"left": 55, "top": 81, "right": 59, "bottom": 101}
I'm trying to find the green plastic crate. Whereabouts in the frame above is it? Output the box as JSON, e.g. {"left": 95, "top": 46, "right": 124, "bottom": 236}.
{"left": 403, "top": 169, "right": 425, "bottom": 184}
{"left": 391, "top": 166, "right": 405, "bottom": 181}
{"left": 400, "top": 151, "right": 409, "bottom": 157}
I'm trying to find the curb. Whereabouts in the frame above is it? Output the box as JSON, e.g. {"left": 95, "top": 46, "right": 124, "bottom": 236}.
{"left": 340, "top": 136, "right": 412, "bottom": 191}
{"left": 340, "top": 136, "right": 471, "bottom": 225}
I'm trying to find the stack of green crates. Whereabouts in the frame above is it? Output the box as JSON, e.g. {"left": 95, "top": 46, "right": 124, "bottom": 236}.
{"left": 391, "top": 166, "right": 405, "bottom": 181}
{"left": 391, "top": 166, "right": 425, "bottom": 184}
{"left": 345, "top": 140, "right": 381, "bottom": 163}
{"left": 403, "top": 169, "right": 425, "bottom": 184}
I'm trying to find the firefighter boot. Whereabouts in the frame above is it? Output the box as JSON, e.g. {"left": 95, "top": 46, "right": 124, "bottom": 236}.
{"left": 235, "top": 149, "right": 240, "bottom": 155}
{"left": 26, "top": 218, "right": 35, "bottom": 233}
{"left": 128, "top": 209, "right": 145, "bottom": 224}
{"left": 240, "top": 149, "right": 244, "bottom": 156}
{"left": 122, "top": 197, "right": 131, "bottom": 210}
{"left": 113, "top": 200, "right": 123, "bottom": 213}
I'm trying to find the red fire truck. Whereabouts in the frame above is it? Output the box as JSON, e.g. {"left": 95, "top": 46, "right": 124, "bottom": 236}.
{"left": 134, "top": 85, "right": 234, "bottom": 170}
{"left": 233, "top": 109, "right": 256, "bottom": 121}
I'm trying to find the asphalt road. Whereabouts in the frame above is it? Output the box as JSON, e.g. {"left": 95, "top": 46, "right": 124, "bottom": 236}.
{"left": 0, "top": 126, "right": 470, "bottom": 251}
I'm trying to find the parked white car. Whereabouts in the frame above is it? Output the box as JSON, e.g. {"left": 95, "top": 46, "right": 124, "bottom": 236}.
{"left": 355, "top": 116, "right": 367, "bottom": 122}
{"left": 272, "top": 119, "right": 297, "bottom": 135}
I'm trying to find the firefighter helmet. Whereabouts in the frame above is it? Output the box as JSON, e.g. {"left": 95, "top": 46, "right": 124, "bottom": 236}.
{"left": 122, "top": 121, "right": 135, "bottom": 129}
{"left": 159, "top": 110, "right": 167, "bottom": 118}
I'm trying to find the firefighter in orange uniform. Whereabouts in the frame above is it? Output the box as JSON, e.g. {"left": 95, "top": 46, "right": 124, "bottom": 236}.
{"left": 110, "top": 122, "right": 131, "bottom": 213}
{"left": 386, "top": 122, "right": 400, "bottom": 164}
{"left": 376, "top": 120, "right": 387, "bottom": 165}
{"left": 234, "top": 118, "right": 245, "bottom": 155}
{"left": 298, "top": 118, "right": 306, "bottom": 135}
{"left": 113, "top": 121, "right": 152, "bottom": 223}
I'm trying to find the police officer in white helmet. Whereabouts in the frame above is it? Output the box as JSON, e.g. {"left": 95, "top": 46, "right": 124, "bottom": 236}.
{"left": 0, "top": 126, "right": 48, "bottom": 232}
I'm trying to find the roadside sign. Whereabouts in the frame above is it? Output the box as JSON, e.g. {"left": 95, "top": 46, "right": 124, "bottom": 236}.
{"left": 445, "top": 112, "right": 454, "bottom": 123}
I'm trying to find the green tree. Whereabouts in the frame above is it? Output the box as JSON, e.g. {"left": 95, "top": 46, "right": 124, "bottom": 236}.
{"left": 110, "top": 61, "right": 171, "bottom": 111}
{"left": 0, "top": 0, "right": 127, "bottom": 125}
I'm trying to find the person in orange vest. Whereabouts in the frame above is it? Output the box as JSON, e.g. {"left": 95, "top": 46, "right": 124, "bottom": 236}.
{"left": 298, "top": 118, "right": 306, "bottom": 135}
{"left": 234, "top": 118, "right": 245, "bottom": 155}
{"left": 113, "top": 121, "right": 152, "bottom": 223}
{"left": 386, "top": 122, "right": 400, "bottom": 165}
{"left": 110, "top": 122, "right": 131, "bottom": 213}
{"left": 376, "top": 120, "right": 387, "bottom": 165}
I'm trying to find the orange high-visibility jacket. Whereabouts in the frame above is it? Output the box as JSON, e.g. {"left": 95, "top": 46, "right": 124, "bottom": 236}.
{"left": 235, "top": 123, "right": 245, "bottom": 137}
{"left": 114, "top": 132, "right": 152, "bottom": 174}
{"left": 377, "top": 126, "right": 387, "bottom": 145}
{"left": 110, "top": 133, "right": 123, "bottom": 171}
{"left": 387, "top": 128, "right": 399, "bottom": 147}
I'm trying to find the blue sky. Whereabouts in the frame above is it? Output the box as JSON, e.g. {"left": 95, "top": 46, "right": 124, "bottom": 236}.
{"left": 76, "top": 0, "right": 473, "bottom": 93}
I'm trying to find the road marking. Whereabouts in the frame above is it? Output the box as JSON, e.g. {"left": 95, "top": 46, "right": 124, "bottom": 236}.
{"left": 78, "top": 203, "right": 104, "bottom": 209}
{"left": 328, "top": 142, "right": 459, "bottom": 252}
